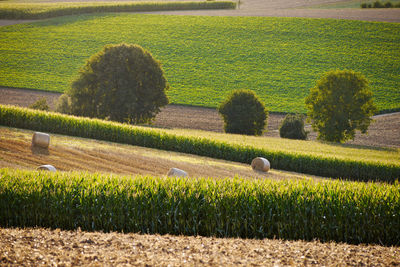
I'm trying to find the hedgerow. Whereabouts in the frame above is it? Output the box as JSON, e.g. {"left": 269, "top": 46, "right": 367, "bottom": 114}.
{"left": 0, "top": 105, "right": 399, "bottom": 182}
{"left": 0, "top": 1, "right": 236, "bottom": 19}
{"left": 0, "top": 169, "right": 399, "bottom": 246}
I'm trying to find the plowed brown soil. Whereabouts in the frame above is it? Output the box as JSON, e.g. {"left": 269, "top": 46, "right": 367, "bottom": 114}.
{"left": 1, "top": 227, "right": 399, "bottom": 266}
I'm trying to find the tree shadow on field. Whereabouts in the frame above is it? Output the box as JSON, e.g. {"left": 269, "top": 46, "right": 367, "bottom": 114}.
{"left": 319, "top": 140, "right": 398, "bottom": 152}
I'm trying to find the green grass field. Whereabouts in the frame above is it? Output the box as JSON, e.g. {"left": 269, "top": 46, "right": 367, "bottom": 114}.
{"left": 0, "top": 14, "right": 399, "bottom": 113}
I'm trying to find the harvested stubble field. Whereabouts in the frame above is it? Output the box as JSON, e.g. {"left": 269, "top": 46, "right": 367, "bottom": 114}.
{"left": 0, "top": 126, "right": 310, "bottom": 180}
{"left": 1, "top": 227, "right": 399, "bottom": 266}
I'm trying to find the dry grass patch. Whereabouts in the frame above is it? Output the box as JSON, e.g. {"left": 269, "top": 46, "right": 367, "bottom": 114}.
{"left": 0, "top": 126, "right": 319, "bottom": 181}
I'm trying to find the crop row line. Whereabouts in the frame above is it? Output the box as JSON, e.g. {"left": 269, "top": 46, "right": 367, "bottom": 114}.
{"left": 1, "top": 169, "right": 399, "bottom": 246}
{"left": 0, "top": 105, "right": 399, "bottom": 182}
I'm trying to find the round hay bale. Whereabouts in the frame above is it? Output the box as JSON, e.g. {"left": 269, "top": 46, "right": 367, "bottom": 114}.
{"left": 167, "top": 168, "right": 188, "bottom": 178}
{"left": 37, "top": 165, "right": 57, "bottom": 172}
{"left": 251, "top": 157, "right": 270, "bottom": 172}
{"left": 32, "top": 132, "right": 50, "bottom": 148}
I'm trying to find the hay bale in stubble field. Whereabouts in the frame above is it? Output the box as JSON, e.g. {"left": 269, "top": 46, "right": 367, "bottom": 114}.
{"left": 251, "top": 157, "right": 270, "bottom": 172}
{"left": 167, "top": 168, "right": 188, "bottom": 177}
{"left": 37, "top": 165, "right": 57, "bottom": 172}
{"left": 32, "top": 132, "right": 50, "bottom": 148}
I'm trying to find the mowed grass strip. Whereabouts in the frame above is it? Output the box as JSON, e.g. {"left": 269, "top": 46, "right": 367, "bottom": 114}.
{"left": 0, "top": 14, "right": 399, "bottom": 113}
{"left": 0, "top": 1, "right": 236, "bottom": 19}
{"left": 0, "top": 105, "right": 399, "bottom": 182}
{"left": 0, "top": 168, "right": 399, "bottom": 246}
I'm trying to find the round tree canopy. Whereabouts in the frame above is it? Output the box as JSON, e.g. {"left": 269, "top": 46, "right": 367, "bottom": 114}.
{"left": 67, "top": 43, "right": 169, "bottom": 124}
{"left": 218, "top": 89, "right": 268, "bottom": 136}
{"left": 305, "top": 70, "right": 377, "bottom": 142}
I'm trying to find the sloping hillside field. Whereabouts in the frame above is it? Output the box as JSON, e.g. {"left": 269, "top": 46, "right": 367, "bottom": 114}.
{"left": 1, "top": 105, "right": 399, "bottom": 181}
{"left": 0, "top": 14, "right": 399, "bottom": 112}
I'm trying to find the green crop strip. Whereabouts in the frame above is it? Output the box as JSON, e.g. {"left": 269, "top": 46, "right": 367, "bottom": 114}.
{"left": 0, "top": 2, "right": 236, "bottom": 19}
{"left": 0, "top": 169, "right": 399, "bottom": 245}
{"left": 0, "top": 14, "right": 399, "bottom": 113}
{"left": 1, "top": 105, "right": 399, "bottom": 182}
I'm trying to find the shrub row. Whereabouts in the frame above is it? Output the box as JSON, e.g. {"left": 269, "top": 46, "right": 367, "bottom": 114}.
{"left": 0, "top": 1, "right": 236, "bottom": 20}
{"left": 361, "top": 1, "right": 400, "bottom": 8}
{"left": 0, "top": 169, "right": 399, "bottom": 246}
{"left": 0, "top": 105, "right": 399, "bottom": 182}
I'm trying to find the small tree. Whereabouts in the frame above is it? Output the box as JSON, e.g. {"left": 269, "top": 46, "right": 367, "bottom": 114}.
{"left": 56, "top": 94, "right": 72, "bottom": 114}
{"left": 29, "top": 97, "right": 50, "bottom": 111}
{"left": 305, "top": 70, "right": 377, "bottom": 142}
{"left": 218, "top": 89, "right": 268, "bottom": 135}
{"left": 279, "top": 113, "right": 308, "bottom": 140}
{"left": 67, "top": 43, "right": 169, "bottom": 124}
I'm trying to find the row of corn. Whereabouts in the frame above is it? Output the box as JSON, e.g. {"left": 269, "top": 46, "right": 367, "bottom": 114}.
{"left": 0, "top": 105, "right": 399, "bottom": 182}
{"left": 0, "top": 169, "right": 399, "bottom": 245}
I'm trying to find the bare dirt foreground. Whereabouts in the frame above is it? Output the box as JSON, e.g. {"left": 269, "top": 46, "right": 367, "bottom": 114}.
{"left": 1, "top": 227, "right": 399, "bottom": 266}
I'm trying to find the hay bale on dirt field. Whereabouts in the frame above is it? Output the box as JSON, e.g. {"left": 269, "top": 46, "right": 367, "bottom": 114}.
{"left": 251, "top": 157, "right": 270, "bottom": 172}
{"left": 37, "top": 165, "right": 56, "bottom": 172}
{"left": 167, "top": 168, "right": 188, "bottom": 177}
{"left": 32, "top": 132, "right": 50, "bottom": 148}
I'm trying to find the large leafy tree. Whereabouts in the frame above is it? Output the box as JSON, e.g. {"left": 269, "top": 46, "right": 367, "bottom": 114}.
{"left": 61, "top": 43, "right": 169, "bottom": 124}
{"left": 305, "top": 70, "right": 377, "bottom": 142}
{"left": 218, "top": 89, "right": 268, "bottom": 136}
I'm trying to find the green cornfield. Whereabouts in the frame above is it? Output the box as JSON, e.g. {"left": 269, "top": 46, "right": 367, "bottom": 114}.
{"left": 0, "top": 105, "right": 399, "bottom": 182}
{"left": 0, "top": 169, "right": 399, "bottom": 246}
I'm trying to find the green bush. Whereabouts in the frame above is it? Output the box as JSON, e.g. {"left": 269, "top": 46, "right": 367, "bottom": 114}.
{"left": 68, "top": 43, "right": 169, "bottom": 124}
{"left": 279, "top": 114, "right": 308, "bottom": 140}
{"left": 1, "top": 169, "right": 399, "bottom": 245}
{"left": 305, "top": 70, "right": 377, "bottom": 143}
{"left": 55, "top": 94, "right": 71, "bottom": 114}
{"left": 0, "top": 105, "right": 399, "bottom": 182}
{"left": 28, "top": 97, "right": 49, "bottom": 111}
{"left": 384, "top": 1, "right": 393, "bottom": 7}
{"left": 360, "top": 1, "right": 398, "bottom": 8}
{"left": 373, "top": 0, "right": 384, "bottom": 7}
{"left": 218, "top": 90, "right": 268, "bottom": 136}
